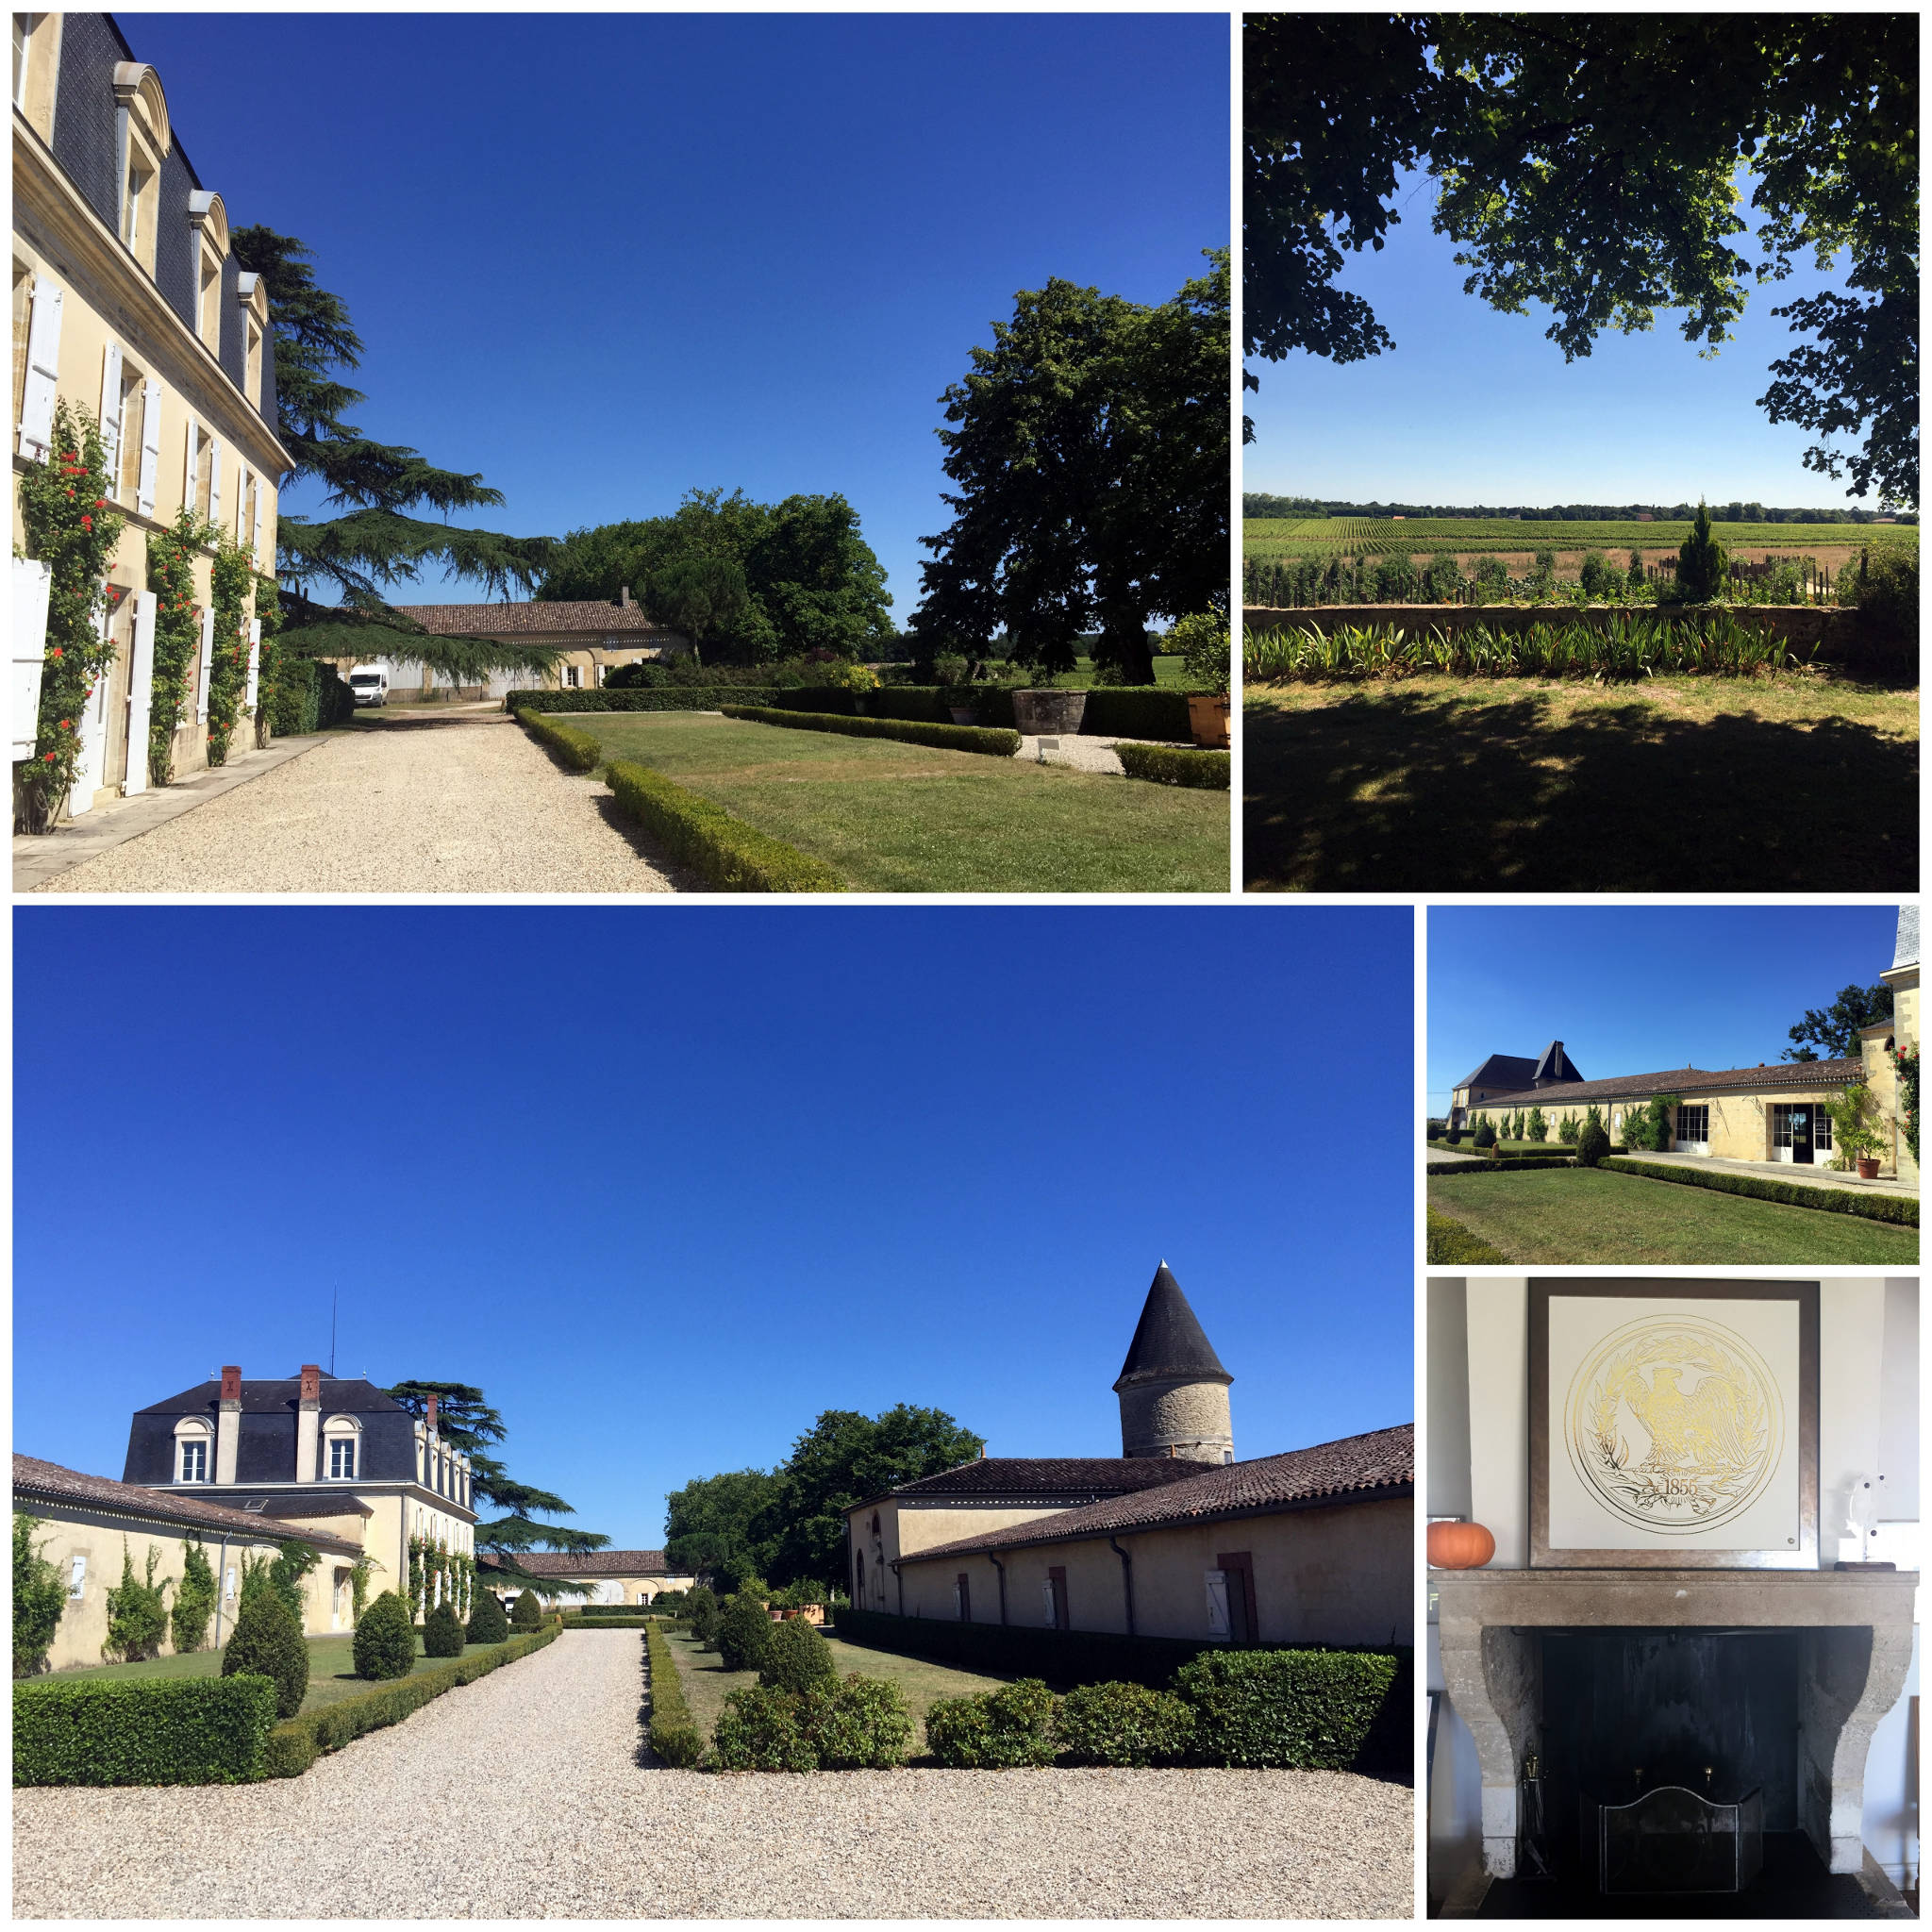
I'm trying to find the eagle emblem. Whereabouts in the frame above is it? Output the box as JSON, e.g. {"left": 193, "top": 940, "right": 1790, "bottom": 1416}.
{"left": 1566, "top": 1318, "right": 1781, "bottom": 1534}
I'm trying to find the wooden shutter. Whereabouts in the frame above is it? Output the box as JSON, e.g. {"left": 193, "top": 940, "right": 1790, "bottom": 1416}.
{"left": 195, "top": 605, "right": 215, "bottom": 723}
{"left": 17, "top": 275, "right": 61, "bottom": 459}
{"left": 208, "top": 436, "right": 223, "bottom": 525}
{"left": 97, "top": 341, "right": 124, "bottom": 487}
{"left": 69, "top": 588, "right": 112, "bottom": 815}
{"left": 245, "top": 616, "right": 261, "bottom": 708}
{"left": 136, "top": 378, "right": 162, "bottom": 516}
{"left": 251, "top": 477, "right": 263, "bottom": 557}
{"left": 10, "top": 558, "right": 51, "bottom": 761}
{"left": 182, "top": 420, "right": 196, "bottom": 510}
{"left": 123, "top": 591, "right": 156, "bottom": 793}
{"left": 1203, "top": 1570, "right": 1230, "bottom": 1638}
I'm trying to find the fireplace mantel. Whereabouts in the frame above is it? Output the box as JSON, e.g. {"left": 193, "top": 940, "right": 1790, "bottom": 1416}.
{"left": 1435, "top": 1568, "right": 1919, "bottom": 1881}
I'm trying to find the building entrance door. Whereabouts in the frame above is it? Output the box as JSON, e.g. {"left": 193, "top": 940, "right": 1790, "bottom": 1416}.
{"left": 1790, "top": 1108, "right": 1814, "bottom": 1163}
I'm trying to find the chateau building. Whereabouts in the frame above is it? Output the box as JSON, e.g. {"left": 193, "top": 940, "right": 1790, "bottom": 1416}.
{"left": 12, "top": 11, "right": 288, "bottom": 810}
{"left": 123, "top": 1366, "right": 475, "bottom": 1625}
{"left": 478, "top": 1548, "right": 698, "bottom": 1608}
{"left": 848, "top": 1263, "right": 1413, "bottom": 1648}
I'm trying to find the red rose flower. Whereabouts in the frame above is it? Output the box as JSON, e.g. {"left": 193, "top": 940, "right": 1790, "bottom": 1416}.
{"left": 42, "top": 752, "right": 54, "bottom": 763}
{"left": 49, "top": 646, "right": 62, "bottom": 658}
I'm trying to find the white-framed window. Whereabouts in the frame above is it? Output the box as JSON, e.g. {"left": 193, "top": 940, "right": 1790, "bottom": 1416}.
{"left": 179, "top": 1439, "right": 208, "bottom": 1483}
{"left": 328, "top": 1436, "right": 356, "bottom": 1479}
{"left": 1815, "top": 1112, "right": 1834, "bottom": 1153}
{"left": 1675, "top": 1104, "right": 1709, "bottom": 1147}
{"left": 10, "top": 258, "right": 31, "bottom": 431}
{"left": 12, "top": 13, "right": 37, "bottom": 109}
{"left": 68, "top": 1554, "right": 87, "bottom": 1599}
{"left": 1773, "top": 1106, "right": 1795, "bottom": 1149}
{"left": 565, "top": 665, "right": 582, "bottom": 690}
{"left": 196, "top": 246, "right": 221, "bottom": 353}
{"left": 244, "top": 316, "right": 262, "bottom": 406}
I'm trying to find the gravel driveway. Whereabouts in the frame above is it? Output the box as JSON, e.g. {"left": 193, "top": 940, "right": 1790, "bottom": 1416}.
{"left": 31, "top": 707, "right": 702, "bottom": 894}
{"left": 14, "top": 1630, "right": 1413, "bottom": 1920}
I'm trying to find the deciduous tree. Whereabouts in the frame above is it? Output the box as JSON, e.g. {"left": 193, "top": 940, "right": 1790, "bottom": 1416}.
{"left": 1782, "top": 983, "right": 1894, "bottom": 1061}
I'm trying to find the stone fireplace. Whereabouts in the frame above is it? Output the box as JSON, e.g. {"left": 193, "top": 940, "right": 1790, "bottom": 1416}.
{"left": 1436, "top": 1569, "right": 1918, "bottom": 1887}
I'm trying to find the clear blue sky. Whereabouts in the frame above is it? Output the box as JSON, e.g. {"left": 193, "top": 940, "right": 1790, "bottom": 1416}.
{"left": 1427, "top": 905, "right": 1903, "bottom": 1110}
{"left": 129, "top": 11, "right": 1230, "bottom": 619}
{"left": 16, "top": 906, "right": 1413, "bottom": 1550}
{"left": 1246, "top": 167, "right": 1888, "bottom": 509}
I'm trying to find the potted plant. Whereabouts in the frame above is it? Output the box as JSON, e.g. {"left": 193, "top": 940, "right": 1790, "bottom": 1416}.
{"left": 1172, "top": 612, "right": 1230, "bottom": 748}
{"left": 1825, "top": 1083, "right": 1888, "bottom": 1180}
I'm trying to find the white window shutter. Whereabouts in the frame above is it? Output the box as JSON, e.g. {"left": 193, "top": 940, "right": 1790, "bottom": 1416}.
{"left": 251, "top": 479, "right": 263, "bottom": 557}
{"left": 195, "top": 605, "right": 215, "bottom": 723}
{"left": 123, "top": 591, "right": 156, "bottom": 794}
{"left": 245, "top": 617, "right": 261, "bottom": 709}
{"left": 1041, "top": 1579, "right": 1057, "bottom": 1628}
{"left": 208, "top": 437, "right": 223, "bottom": 525}
{"left": 137, "top": 378, "right": 162, "bottom": 517}
{"left": 98, "top": 341, "right": 124, "bottom": 489}
{"left": 17, "top": 276, "right": 62, "bottom": 459}
{"left": 10, "top": 557, "right": 52, "bottom": 761}
{"left": 69, "top": 587, "right": 113, "bottom": 815}
{"left": 183, "top": 421, "right": 196, "bottom": 510}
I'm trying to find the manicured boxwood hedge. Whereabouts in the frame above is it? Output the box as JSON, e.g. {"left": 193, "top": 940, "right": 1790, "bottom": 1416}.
{"left": 645, "top": 1620, "right": 704, "bottom": 1768}
{"left": 560, "top": 1613, "right": 658, "bottom": 1628}
{"left": 1428, "top": 1156, "right": 1576, "bottom": 1174}
{"left": 1116, "top": 743, "right": 1230, "bottom": 789}
{"left": 1425, "top": 1208, "right": 1512, "bottom": 1265}
{"left": 1601, "top": 1157, "right": 1920, "bottom": 1225}
{"left": 604, "top": 758, "right": 845, "bottom": 892}
{"left": 266, "top": 658, "right": 357, "bottom": 737}
{"left": 15, "top": 1673, "right": 279, "bottom": 1786}
{"left": 504, "top": 687, "right": 780, "bottom": 713}
{"left": 1174, "top": 1648, "right": 1406, "bottom": 1773}
{"left": 720, "top": 705, "right": 1021, "bottom": 758}
{"left": 518, "top": 709, "right": 604, "bottom": 773}
{"left": 261, "top": 1621, "right": 561, "bottom": 1778}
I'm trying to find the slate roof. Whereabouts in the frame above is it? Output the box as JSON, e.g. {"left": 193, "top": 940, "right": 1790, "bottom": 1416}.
{"left": 1894, "top": 906, "right": 1919, "bottom": 973}
{"left": 134, "top": 1374, "right": 406, "bottom": 1416}
{"left": 386, "top": 602, "right": 675, "bottom": 638}
{"left": 12, "top": 1454, "right": 363, "bottom": 1557}
{"left": 1454, "top": 1054, "right": 1543, "bottom": 1092}
{"left": 1115, "top": 1262, "right": 1230, "bottom": 1387}
{"left": 902, "top": 1424, "right": 1415, "bottom": 1561}
{"left": 877, "top": 1458, "right": 1210, "bottom": 1507}
{"left": 476, "top": 1550, "right": 675, "bottom": 1576}
{"left": 1473, "top": 1058, "right": 1861, "bottom": 1109}
{"left": 1531, "top": 1040, "right": 1583, "bottom": 1085}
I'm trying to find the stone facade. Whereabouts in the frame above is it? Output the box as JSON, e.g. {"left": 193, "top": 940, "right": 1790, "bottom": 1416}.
{"left": 1118, "top": 1375, "right": 1234, "bottom": 1463}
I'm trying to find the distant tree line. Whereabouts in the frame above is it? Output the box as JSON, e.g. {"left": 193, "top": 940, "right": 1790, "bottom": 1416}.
{"left": 1243, "top": 494, "right": 1917, "bottom": 525}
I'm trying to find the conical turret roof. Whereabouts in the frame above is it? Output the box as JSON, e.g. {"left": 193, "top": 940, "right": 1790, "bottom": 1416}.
{"left": 1113, "top": 1262, "right": 1231, "bottom": 1389}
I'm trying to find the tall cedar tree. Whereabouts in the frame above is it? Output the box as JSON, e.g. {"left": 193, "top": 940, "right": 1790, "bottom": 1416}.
{"left": 913, "top": 253, "right": 1229, "bottom": 683}
{"left": 1244, "top": 16, "right": 1918, "bottom": 505}
{"left": 1783, "top": 983, "right": 1895, "bottom": 1061}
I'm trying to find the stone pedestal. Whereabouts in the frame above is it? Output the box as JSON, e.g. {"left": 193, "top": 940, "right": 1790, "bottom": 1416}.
{"left": 1435, "top": 1569, "right": 1918, "bottom": 1880}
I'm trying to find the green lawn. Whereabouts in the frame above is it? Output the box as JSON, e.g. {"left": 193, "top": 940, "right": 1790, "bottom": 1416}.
{"left": 661, "top": 1626, "right": 1009, "bottom": 1751}
{"left": 1244, "top": 674, "right": 1918, "bottom": 891}
{"left": 43, "top": 1631, "right": 520, "bottom": 1715}
{"left": 1426, "top": 1168, "right": 1920, "bottom": 1264}
{"left": 568, "top": 712, "right": 1228, "bottom": 891}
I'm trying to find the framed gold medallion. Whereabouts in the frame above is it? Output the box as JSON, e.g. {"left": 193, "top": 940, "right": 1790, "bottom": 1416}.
{"left": 1528, "top": 1279, "right": 1819, "bottom": 1569}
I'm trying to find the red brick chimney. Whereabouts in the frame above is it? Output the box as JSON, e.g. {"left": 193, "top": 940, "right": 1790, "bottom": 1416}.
{"left": 297, "top": 1364, "right": 323, "bottom": 1482}
{"left": 216, "top": 1366, "right": 242, "bottom": 1485}
{"left": 220, "top": 1365, "right": 242, "bottom": 1402}
{"left": 299, "top": 1364, "right": 321, "bottom": 1403}
{"left": 425, "top": 1392, "right": 439, "bottom": 1430}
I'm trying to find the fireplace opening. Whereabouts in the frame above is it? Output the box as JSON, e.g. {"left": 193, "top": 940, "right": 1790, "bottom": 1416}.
{"left": 1533, "top": 1628, "right": 1800, "bottom": 1892}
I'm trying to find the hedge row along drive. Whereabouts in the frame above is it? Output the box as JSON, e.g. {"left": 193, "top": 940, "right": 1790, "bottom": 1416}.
{"left": 1116, "top": 744, "right": 1230, "bottom": 790}
{"left": 518, "top": 709, "right": 604, "bottom": 774}
{"left": 15, "top": 1674, "right": 279, "bottom": 1787}
{"left": 719, "top": 705, "right": 1021, "bottom": 759}
{"left": 604, "top": 759, "right": 845, "bottom": 893}
{"left": 1601, "top": 1157, "right": 1919, "bottom": 1225}
{"left": 646, "top": 1621, "right": 704, "bottom": 1768}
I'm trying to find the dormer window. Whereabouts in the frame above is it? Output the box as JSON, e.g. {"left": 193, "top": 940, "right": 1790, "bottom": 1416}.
{"left": 329, "top": 1438, "right": 356, "bottom": 1479}
{"left": 179, "top": 1439, "right": 208, "bottom": 1482}
{"left": 197, "top": 248, "right": 220, "bottom": 352}
{"left": 122, "top": 158, "right": 153, "bottom": 263}
{"left": 244, "top": 317, "right": 261, "bottom": 405}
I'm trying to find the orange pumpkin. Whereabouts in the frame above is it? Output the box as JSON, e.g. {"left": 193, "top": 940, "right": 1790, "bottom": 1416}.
{"left": 1427, "top": 1520, "right": 1496, "bottom": 1570}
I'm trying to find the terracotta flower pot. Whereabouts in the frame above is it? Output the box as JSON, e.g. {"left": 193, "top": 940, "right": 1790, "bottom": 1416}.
{"left": 1187, "top": 693, "right": 1231, "bottom": 748}
{"left": 1857, "top": 1157, "right": 1881, "bottom": 1180}
{"left": 1426, "top": 1520, "right": 1496, "bottom": 1570}
{"left": 1012, "top": 690, "right": 1088, "bottom": 735}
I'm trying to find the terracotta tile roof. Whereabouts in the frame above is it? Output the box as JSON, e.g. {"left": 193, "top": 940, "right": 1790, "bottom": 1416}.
{"left": 476, "top": 1549, "right": 674, "bottom": 1576}
{"left": 877, "top": 1458, "right": 1210, "bottom": 1506}
{"left": 12, "top": 1454, "right": 363, "bottom": 1557}
{"left": 901, "top": 1424, "right": 1415, "bottom": 1561}
{"left": 387, "top": 602, "right": 676, "bottom": 638}
{"left": 1474, "top": 1058, "right": 1860, "bottom": 1109}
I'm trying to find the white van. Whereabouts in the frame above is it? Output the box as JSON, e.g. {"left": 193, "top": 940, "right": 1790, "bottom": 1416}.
{"left": 348, "top": 664, "right": 390, "bottom": 707}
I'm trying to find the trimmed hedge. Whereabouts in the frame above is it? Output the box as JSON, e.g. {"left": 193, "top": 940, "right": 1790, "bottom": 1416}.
{"left": 266, "top": 658, "right": 356, "bottom": 737}
{"left": 353, "top": 1591, "right": 416, "bottom": 1680}
{"left": 720, "top": 704, "right": 1021, "bottom": 758}
{"left": 519, "top": 709, "right": 604, "bottom": 773}
{"left": 1175, "top": 1648, "right": 1401, "bottom": 1772}
{"left": 1116, "top": 743, "right": 1230, "bottom": 789}
{"left": 1425, "top": 1208, "right": 1512, "bottom": 1265}
{"left": 925, "top": 1679, "right": 1058, "bottom": 1769}
{"left": 1601, "top": 1157, "right": 1920, "bottom": 1225}
{"left": 1079, "top": 688, "right": 1194, "bottom": 741}
{"left": 262, "top": 1621, "right": 560, "bottom": 1778}
{"left": 560, "top": 1613, "right": 658, "bottom": 1628}
{"left": 1428, "top": 1156, "right": 1575, "bottom": 1174}
{"left": 15, "top": 1674, "right": 278, "bottom": 1786}
{"left": 604, "top": 759, "right": 845, "bottom": 892}
{"left": 504, "top": 687, "right": 776, "bottom": 713}
{"left": 466, "top": 1591, "right": 510, "bottom": 1645}
{"left": 831, "top": 1606, "right": 1217, "bottom": 1690}
{"left": 645, "top": 1620, "right": 704, "bottom": 1767}
{"left": 1053, "top": 1681, "right": 1195, "bottom": 1767}
{"left": 422, "top": 1602, "right": 466, "bottom": 1658}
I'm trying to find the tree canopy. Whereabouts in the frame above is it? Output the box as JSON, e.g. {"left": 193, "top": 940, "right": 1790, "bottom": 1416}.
{"left": 911, "top": 252, "right": 1229, "bottom": 683}
{"left": 1781, "top": 982, "right": 1894, "bottom": 1061}
{"left": 536, "top": 488, "right": 893, "bottom": 662}
{"left": 663, "top": 1468, "right": 782, "bottom": 1591}
{"left": 1244, "top": 16, "right": 1919, "bottom": 505}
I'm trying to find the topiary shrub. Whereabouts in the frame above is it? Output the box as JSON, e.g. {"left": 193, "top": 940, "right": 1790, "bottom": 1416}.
{"left": 422, "top": 1602, "right": 465, "bottom": 1658}
{"left": 1473, "top": 1121, "right": 1496, "bottom": 1149}
{"left": 465, "top": 1591, "right": 509, "bottom": 1646}
{"left": 510, "top": 1591, "right": 543, "bottom": 1629}
{"left": 811, "top": 1674, "right": 913, "bottom": 1769}
{"left": 684, "top": 1586, "right": 720, "bottom": 1647}
{"left": 1575, "top": 1119, "right": 1611, "bottom": 1168}
{"left": 220, "top": 1585, "right": 309, "bottom": 1719}
{"left": 1053, "top": 1680, "right": 1196, "bottom": 1767}
{"left": 924, "top": 1678, "right": 1058, "bottom": 1768}
{"left": 1443, "top": 1126, "right": 1462, "bottom": 1146}
{"left": 758, "top": 1616, "right": 838, "bottom": 1695}
{"left": 712, "top": 1683, "right": 818, "bottom": 1772}
{"left": 352, "top": 1591, "right": 417, "bottom": 1681}
{"left": 1174, "top": 1648, "right": 1399, "bottom": 1770}
{"left": 716, "top": 1593, "right": 774, "bottom": 1675}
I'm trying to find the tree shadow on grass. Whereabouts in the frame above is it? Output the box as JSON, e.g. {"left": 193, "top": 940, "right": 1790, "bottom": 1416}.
{"left": 1244, "top": 687, "right": 1918, "bottom": 891}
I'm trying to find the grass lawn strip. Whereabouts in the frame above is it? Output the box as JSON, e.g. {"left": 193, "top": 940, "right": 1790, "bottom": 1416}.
{"left": 1425, "top": 1167, "right": 1920, "bottom": 1264}
{"left": 660, "top": 1626, "right": 1011, "bottom": 1755}
{"left": 1244, "top": 674, "right": 1917, "bottom": 891}
{"left": 574, "top": 713, "right": 1228, "bottom": 892}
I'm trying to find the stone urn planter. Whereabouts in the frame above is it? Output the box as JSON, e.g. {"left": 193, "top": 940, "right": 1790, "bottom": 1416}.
{"left": 1187, "top": 694, "right": 1231, "bottom": 748}
{"left": 1012, "top": 690, "right": 1088, "bottom": 736}
{"left": 1857, "top": 1157, "right": 1881, "bottom": 1180}
{"left": 948, "top": 706, "right": 977, "bottom": 726}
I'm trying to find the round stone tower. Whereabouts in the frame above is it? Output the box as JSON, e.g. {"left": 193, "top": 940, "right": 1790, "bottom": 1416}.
{"left": 1113, "top": 1260, "right": 1234, "bottom": 1464}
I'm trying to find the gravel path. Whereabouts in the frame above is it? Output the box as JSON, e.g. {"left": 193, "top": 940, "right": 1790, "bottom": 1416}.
{"left": 32, "top": 708, "right": 702, "bottom": 894}
{"left": 14, "top": 1630, "right": 1413, "bottom": 1920}
{"left": 1013, "top": 732, "right": 1189, "bottom": 775}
